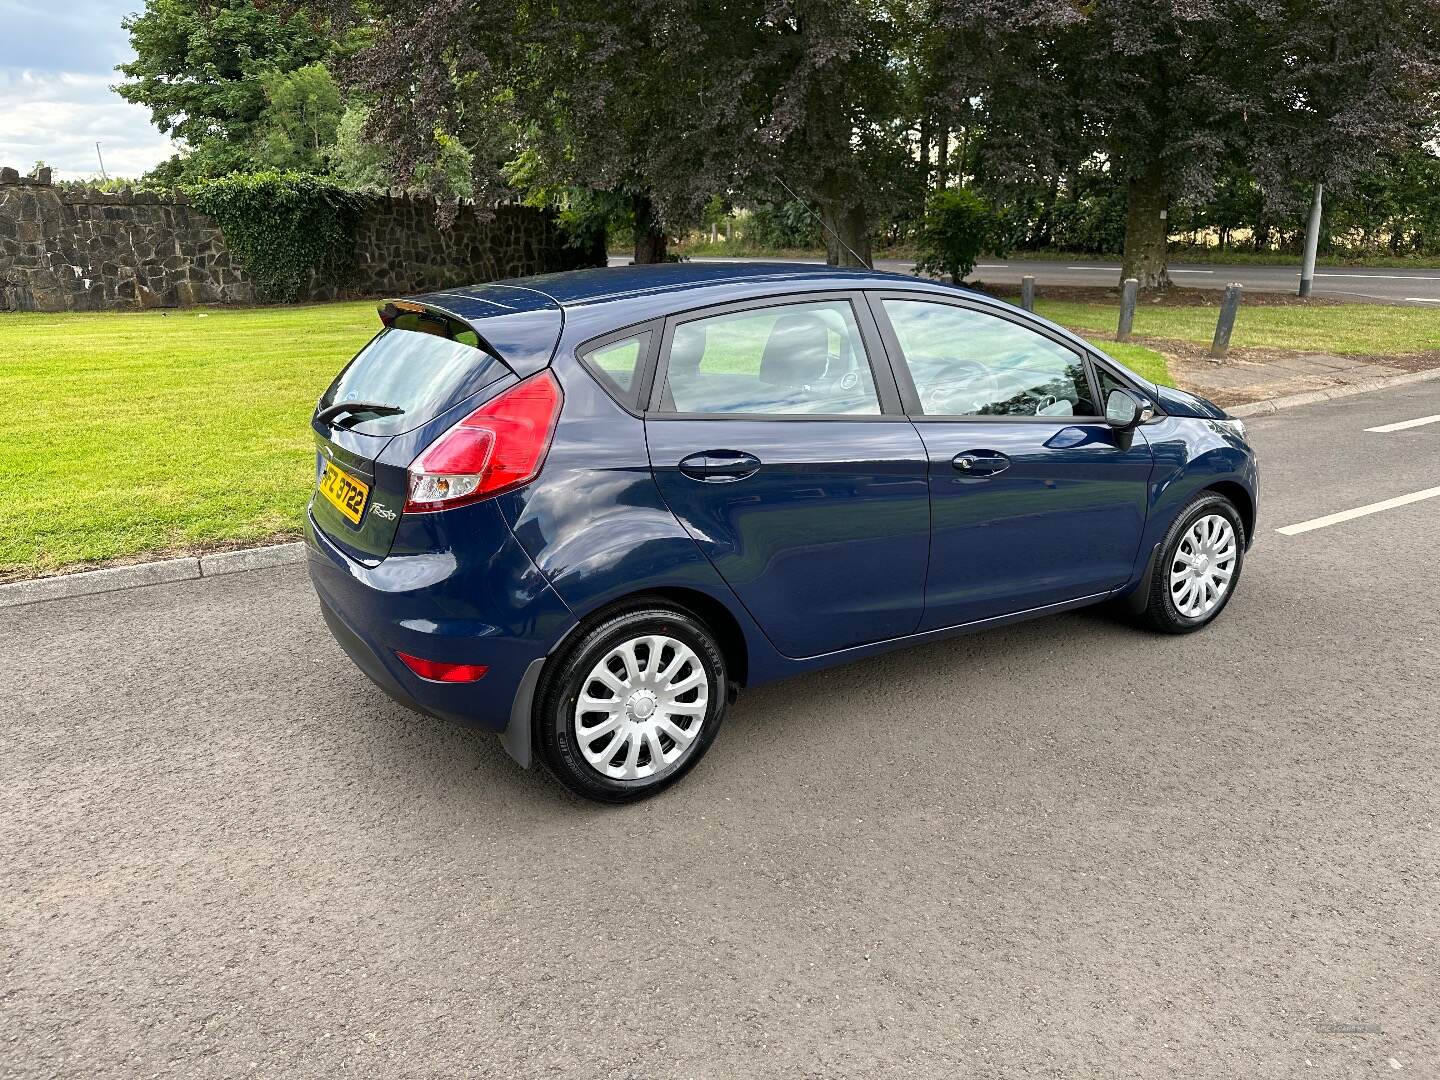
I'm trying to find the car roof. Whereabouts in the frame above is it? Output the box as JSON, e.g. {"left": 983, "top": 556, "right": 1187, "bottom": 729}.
{"left": 407, "top": 262, "right": 976, "bottom": 319}
{"left": 395, "top": 262, "right": 1155, "bottom": 393}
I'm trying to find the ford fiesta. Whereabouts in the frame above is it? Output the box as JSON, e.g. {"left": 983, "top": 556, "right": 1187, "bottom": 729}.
{"left": 307, "top": 263, "right": 1258, "bottom": 802}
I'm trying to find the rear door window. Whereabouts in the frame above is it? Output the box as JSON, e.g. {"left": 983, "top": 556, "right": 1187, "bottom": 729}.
{"left": 657, "top": 299, "right": 882, "bottom": 416}
{"left": 318, "top": 310, "right": 510, "bottom": 435}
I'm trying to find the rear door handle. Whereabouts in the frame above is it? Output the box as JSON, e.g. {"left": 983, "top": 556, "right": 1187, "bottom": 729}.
{"left": 953, "top": 450, "right": 1011, "bottom": 476}
{"left": 678, "top": 450, "right": 761, "bottom": 482}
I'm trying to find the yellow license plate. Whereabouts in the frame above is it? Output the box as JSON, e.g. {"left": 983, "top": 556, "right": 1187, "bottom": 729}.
{"left": 318, "top": 460, "right": 369, "bottom": 524}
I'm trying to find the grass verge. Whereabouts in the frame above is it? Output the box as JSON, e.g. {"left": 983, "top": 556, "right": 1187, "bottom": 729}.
{"left": 1, "top": 303, "right": 379, "bottom": 576}
{"left": 1030, "top": 298, "right": 1440, "bottom": 355}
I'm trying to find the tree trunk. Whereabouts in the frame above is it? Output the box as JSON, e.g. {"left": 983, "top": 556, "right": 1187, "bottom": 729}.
{"left": 819, "top": 198, "right": 872, "bottom": 267}
{"left": 918, "top": 116, "right": 932, "bottom": 197}
{"left": 935, "top": 124, "right": 949, "bottom": 189}
{"left": 1120, "top": 164, "right": 1171, "bottom": 289}
{"left": 1252, "top": 216, "right": 1270, "bottom": 253}
{"left": 1036, "top": 174, "right": 1060, "bottom": 248}
{"left": 632, "top": 193, "right": 667, "bottom": 264}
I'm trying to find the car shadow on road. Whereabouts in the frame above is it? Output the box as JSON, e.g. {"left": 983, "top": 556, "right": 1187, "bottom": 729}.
{"left": 331, "top": 605, "right": 1161, "bottom": 815}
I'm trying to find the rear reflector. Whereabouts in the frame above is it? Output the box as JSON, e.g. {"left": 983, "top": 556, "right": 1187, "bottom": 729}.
{"left": 405, "top": 369, "right": 562, "bottom": 513}
{"left": 396, "top": 651, "right": 490, "bottom": 683}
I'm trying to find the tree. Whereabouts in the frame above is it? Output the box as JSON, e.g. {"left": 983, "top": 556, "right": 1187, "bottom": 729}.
{"left": 256, "top": 63, "right": 346, "bottom": 173}
{"left": 914, "top": 188, "right": 993, "bottom": 283}
{"left": 934, "top": 0, "right": 1440, "bottom": 287}
{"left": 116, "top": 0, "right": 337, "bottom": 181}
{"left": 329, "top": 105, "right": 388, "bottom": 189}
{"left": 747, "top": 2, "right": 921, "bottom": 266}
{"left": 310, "top": 0, "right": 775, "bottom": 259}
{"left": 307, "top": 1, "right": 922, "bottom": 264}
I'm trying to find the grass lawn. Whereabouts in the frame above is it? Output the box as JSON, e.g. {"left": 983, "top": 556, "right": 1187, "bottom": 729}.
{"left": 1, "top": 302, "right": 380, "bottom": 576}
{"left": 1031, "top": 298, "right": 1440, "bottom": 355}
{"left": 1098, "top": 341, "right": 1171, "bottom": 383}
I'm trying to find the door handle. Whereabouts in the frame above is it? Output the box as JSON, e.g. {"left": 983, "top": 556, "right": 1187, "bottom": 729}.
{"left": 678, "top": 450, "right": 761, "bottom": 482}
{"left": 952, "top": 450, "right": 1011, "bottom": 476}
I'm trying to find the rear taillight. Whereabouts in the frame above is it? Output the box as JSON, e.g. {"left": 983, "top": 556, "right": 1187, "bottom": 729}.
{"left": 404, "top": 370, "right": 562, "bottom": 513}
{"left": 396, "top": 651, "right": 489, "bottom": 683}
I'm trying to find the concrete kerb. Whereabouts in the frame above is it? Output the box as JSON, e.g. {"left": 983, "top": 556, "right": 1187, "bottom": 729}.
{"left": 1226, "top": 366, "right": 1440, "bottom": 418}
{"left": 0, "top": 543, "right": 305, "bottom": 609}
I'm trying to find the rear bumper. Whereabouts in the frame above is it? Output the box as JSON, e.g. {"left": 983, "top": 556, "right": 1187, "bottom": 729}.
{"left": 306, "top": 503, "right": 574, "bottom": 737}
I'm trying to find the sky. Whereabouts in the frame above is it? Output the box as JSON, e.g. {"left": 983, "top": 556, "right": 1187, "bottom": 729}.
{"left": 0, "top": 0, "right": 174, "bottom": 180}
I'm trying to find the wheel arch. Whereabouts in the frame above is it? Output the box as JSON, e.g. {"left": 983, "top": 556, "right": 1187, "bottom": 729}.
{"left": 1204, "top": 479, "right": 1255, "bottom": 543}
{"left": 550, "top": 586, "right": 751, "bottom": 688}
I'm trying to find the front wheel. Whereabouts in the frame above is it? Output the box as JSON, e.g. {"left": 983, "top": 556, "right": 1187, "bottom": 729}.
{"left": 1135, "top": 492, "right": 1246, "bottom": 634}
{"left": 534, "top": 605, "right": 728, "bottom": 802}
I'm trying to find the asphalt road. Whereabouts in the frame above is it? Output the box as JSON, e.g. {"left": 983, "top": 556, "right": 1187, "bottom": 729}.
{"left": 648, "top": 255, "right": 1440, "bottom": 305}
{"left": 5, "top": 380, "right": 1440, "bottom": 1079}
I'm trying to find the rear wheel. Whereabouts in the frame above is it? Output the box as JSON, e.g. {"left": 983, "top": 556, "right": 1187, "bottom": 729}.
{"left": 535, "top": 605, "right": 728, "bottom": 802}
{"left": 1136, "top": 491, "right": 1246, "bottom": 633}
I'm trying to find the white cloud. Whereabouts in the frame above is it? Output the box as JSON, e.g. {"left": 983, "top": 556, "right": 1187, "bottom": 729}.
{"left": 0, "top": 70, "right": 175, "bottom": 179}
{"left": 0, "top": 1, "right": 175, "bottom": 180}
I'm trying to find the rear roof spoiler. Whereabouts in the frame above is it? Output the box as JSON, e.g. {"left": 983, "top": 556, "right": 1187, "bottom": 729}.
{"left": 378, "top": 295, "right": 563, "bottom": 379}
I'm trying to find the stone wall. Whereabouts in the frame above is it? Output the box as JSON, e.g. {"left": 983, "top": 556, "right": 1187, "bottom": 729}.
{"left": 317, "top": 193, "right": 601, "bottom": 301}
{"left": 0, "top": 165, "right": 603, "bottom": 312}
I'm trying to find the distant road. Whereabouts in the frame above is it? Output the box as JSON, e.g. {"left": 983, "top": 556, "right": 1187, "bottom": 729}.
{"left": 614, "top": 255, "right": 1440, "bottom": 305}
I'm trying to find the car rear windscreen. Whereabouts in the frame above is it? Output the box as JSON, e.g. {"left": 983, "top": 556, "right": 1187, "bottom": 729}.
{"left": 318, "top": 310, "right": 511, "bottom": 436}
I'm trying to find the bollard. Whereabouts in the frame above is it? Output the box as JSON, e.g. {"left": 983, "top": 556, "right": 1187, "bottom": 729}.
{"left": 1117, "top": 277, "right": 1139, "bottom": 342}
{"left": 1299, "top": 183, "right": 1322, "bottom": 298}
{"left": 1210, "top": 282, "right": 1243, "bottom": 359}
{"left": 1020, "top": 274, "right": 1035, "bottom": 312}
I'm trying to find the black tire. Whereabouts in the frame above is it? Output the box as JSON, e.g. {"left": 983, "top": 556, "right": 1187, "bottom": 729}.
{"left": 534, "top": 603, "right": 728, "bottom": 803}
{"left": 1134, "top": 491, "right": 1247, "bottom": 634}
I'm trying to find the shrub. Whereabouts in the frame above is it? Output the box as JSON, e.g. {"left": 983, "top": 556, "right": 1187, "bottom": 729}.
{"left": 189, "top": 171, "right": 360, "bottom": 302}
{"left": 914, "top": 188, "right": 994, "bottom": 284}
{"left": 746, "top": 201, "right": 823, "bottom": 249}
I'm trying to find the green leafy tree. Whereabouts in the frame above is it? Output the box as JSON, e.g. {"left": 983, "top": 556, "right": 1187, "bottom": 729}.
{"left": 748, "top": 2, "right": 923, "bottom": 266}
{"left": 329, "top": 105, "right": 389, "bottom": 189}
{"left": 303, "top": 0, "right": 920, "bottom": 264}
{"left": 305, "top": 0, "right": 776, "bottom": 259}
{"left": 746, "top": 202, "right": 823, "bottom": 250}
{"left": 116, "top": 0, "right": 338, "bottom": 181}
{"left": 256, "top": 63, "right": 346, "bottom": 173}
{"left": 914, "top": 188, "right": 993, "bottom": 283}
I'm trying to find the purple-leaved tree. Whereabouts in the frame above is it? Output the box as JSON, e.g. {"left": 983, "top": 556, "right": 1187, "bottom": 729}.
{"left": 935, "top": 0, "right": 1440, "bottom": 286}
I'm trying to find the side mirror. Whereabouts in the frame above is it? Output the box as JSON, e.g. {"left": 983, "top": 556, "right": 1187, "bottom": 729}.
{"left": 1105, "top": 388, "right": 1154, "bottom": 430}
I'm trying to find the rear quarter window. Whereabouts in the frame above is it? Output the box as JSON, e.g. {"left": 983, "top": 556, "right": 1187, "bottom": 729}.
{"left": 319, "top": 316, "right": 509, "bottom": 436}
{"left": 579, "top": 329, "right": 653, "bottom": 409}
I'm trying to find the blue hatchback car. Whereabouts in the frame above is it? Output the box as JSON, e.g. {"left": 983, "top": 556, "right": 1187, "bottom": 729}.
{"left": 307, "top": 263, "right": 1258, "bottom": 801}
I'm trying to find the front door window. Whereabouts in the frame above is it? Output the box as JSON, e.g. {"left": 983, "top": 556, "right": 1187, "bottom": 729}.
{"left": 881, "top": 299, "right": 1096, "bottom": 418}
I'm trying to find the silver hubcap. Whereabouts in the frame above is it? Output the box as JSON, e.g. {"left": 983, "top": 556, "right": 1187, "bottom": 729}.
{"left": 1170, "top": 514, "right": 1237, "bottom": 618}
{"left": 574, "top": 634, "right": 709, "bottom": 781}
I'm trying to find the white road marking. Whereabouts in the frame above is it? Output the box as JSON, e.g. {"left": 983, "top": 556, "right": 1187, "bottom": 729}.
{"left": 1311, "top": 272, "right": 1440, "bottom": 281}
{"left": 1365, "top": 415, "right": 1440, "bottom": 433}
{"left": 976, "top": 263, "right": 1009, "bottom": 268}
{"left": 1276, "top": 486, "right": 1440, "bottom": 535}
{"left": 1403, "top": 297, "right": 1440, "bottom": 303}
{"left": 1170, "top": 269, "right": 1215, "bottom": 274}
{"left": 1066, "top": 266, "right": 1116, "bottom": 271}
